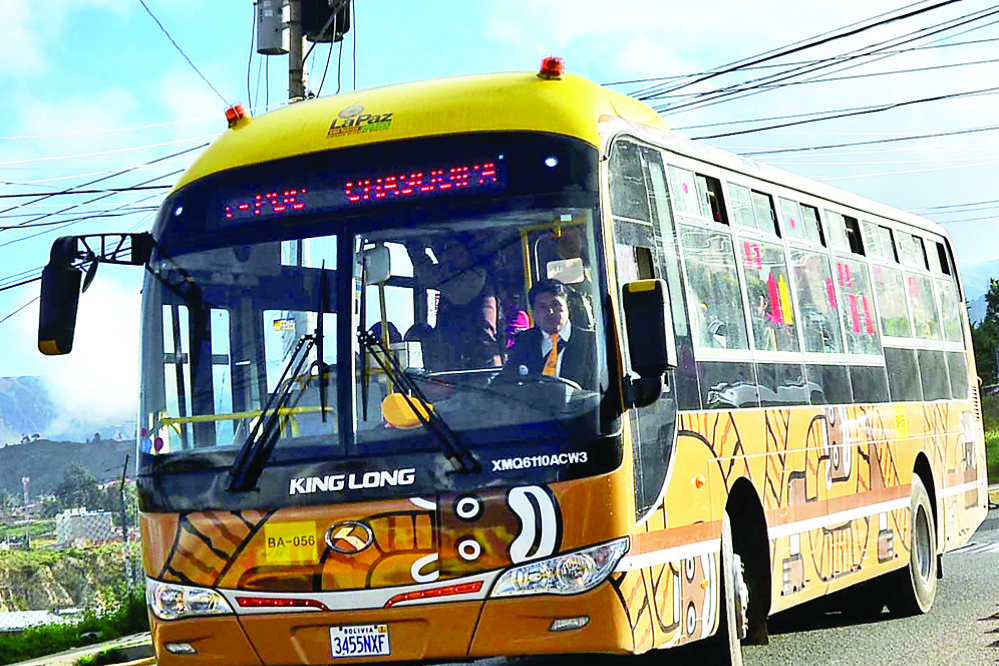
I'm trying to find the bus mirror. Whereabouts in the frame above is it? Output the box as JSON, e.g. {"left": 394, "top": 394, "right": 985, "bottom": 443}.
{"left": 546, "top": 257, "right": 585, "bottom": 284}
{"left": 363, "top": 245, "right": 391, "bottom": 285}
{"left": 38, "top": 262, "right": 82, "bottom": 355}
{"left": 622, "top": 279, "right": 677, "bottom": 376}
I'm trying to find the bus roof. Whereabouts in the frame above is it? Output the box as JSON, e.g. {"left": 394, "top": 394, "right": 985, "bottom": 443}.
{"left": 173, "top": 71, "right": 667, "bottom": 191}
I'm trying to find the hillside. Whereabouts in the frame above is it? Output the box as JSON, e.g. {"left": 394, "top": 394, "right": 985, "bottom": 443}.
{"left": 0, "top": 438, "right": 133, "bottom": 499}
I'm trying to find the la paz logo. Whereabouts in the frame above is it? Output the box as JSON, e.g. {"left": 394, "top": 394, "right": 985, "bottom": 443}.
{"left": 328, "top": 102, "right": 394, "bottom": 137}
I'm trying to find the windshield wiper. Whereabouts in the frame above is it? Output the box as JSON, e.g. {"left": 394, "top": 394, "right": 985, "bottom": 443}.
{"left": 358, "top": 329, "right": 481, "bottom": 474}
{"left": 228, "top": 333, "right": 317, "bottom": 492}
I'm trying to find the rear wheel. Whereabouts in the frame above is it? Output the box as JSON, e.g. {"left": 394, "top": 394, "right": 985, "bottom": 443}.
{"left": 702, "top": 512, "right": 746, "bottom": 665}
{"left": 885, "top": 475, "right": 937, "bottom": 616}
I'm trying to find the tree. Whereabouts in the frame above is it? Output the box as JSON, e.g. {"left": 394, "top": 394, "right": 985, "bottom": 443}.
{"left": 53, "top": 463, "right": 101, "bottom": 510}
{"left": 971, "top": 278, "right": 999, "bottom": 385}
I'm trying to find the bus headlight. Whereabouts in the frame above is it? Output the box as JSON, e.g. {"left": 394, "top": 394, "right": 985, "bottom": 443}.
{"left": 146, "top": 579, "right": 234, "bottom": 621}
{"left": 490, "top": 537, "right": 629, "bottom": 597}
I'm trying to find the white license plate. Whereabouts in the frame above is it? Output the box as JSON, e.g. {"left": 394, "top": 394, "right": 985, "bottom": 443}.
{"left": 329, "top": 624, "right": 391, "bottom": 659}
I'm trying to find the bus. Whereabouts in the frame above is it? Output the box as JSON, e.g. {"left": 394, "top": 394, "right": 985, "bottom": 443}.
{"left": 37, "top": 57, "right": 988, "bottom": 665}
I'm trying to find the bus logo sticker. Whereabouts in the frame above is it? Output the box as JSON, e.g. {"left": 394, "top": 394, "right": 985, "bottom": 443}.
{"left": 325, "top": 521, "right": 375, "bottom": 555}
{"left": 328, "top": 103, "right": 394, "bottom": 138}
{"left": 264, "top": 521, "right": 319, "bottom": 564}
{"left": 507, "top": 486, "right": 561, "bottom": 563}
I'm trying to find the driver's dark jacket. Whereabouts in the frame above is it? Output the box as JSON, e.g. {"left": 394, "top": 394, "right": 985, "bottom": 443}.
{"left": 504, "top": 326, "right": 597, "bottom": 391}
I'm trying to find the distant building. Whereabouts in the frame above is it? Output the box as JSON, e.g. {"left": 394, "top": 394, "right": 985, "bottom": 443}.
{"left": 56, "top": 508, "right": 113, "bottom": 546}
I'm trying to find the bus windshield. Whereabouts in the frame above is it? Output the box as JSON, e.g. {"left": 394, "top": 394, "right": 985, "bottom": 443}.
{"left": 137, "top": 205, "right": 608, "bottom": 471}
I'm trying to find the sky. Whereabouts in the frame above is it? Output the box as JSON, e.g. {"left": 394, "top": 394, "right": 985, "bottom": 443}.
{"left": 2, "top": 0, "right": 999, "bottom": 425}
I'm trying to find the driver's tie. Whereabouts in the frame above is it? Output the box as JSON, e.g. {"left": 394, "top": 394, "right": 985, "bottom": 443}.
{"left": 543, "top": 332, "right": 559, "bottom": 376}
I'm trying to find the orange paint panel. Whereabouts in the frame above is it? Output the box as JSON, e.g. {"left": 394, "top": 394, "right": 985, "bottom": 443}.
{"left": 151, "top": 614, "right": 260, "bottom": 666}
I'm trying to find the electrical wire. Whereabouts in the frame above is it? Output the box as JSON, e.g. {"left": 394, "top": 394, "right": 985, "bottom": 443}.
{"left": 137, "top": 0, "right": 229, "bottom": 106}
{"left": 352, "top": 0, "right": 357, "bottom": 91}
{"left": 0, "top": 185, "right": 171, "bottom": 200}
{"left": 0, "top": 135, "right": 215, "bottom": 168}
{"left": 653, "top": 6, "right": 999, "bottom": 115}
{"left": 740, "top": 124, "right": 999, "bottom": 156}
{"left": 632, "top": 0, "right": 962, "bottom": 101}
{"left": 247, "top": 1, "right": 256, "bottom": 109}
{"left": 693, "top": 84, "right": 999, "bottom": 140}
{"left": 0, "top": 297, "right": 39, "bottom": 326}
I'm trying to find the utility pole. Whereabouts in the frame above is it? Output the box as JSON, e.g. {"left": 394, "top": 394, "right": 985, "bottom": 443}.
{"left": 288, "top": 0, "right": 306, "bottom": 103}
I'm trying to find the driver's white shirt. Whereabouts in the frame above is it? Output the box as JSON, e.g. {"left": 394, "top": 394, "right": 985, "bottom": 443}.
{"left": 540, "top": 320, "right": 572, "bottom": 376}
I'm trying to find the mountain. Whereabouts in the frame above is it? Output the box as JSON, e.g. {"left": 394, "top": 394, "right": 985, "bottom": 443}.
{"left": 959, "top": 258, "right": 999, "bottom": 318}
{"left": 0, "top": 437, "right": 133, "bottom": 499}
{"left": 0, "top": 376, "right": 134, "bottom": 447}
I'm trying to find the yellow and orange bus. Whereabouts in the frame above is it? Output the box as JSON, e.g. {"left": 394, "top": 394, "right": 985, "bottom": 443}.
{"left": 38, "top": 57, "right": 987, "bottom": 665}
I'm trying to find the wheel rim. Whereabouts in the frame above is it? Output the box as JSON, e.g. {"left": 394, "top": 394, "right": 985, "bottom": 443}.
{"left": 732, "top": 553, "right": 749, "bottom": 640}
{"left": 913, "top": 504, "right": 932, "bottom": 581}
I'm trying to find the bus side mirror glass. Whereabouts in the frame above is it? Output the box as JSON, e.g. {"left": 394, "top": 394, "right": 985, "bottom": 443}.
{"left": 623, "top": 279, "right": 677, "bottom": 375}
{"left": 363, "top": 245, "right": 391, "bottom": 285}
{"left": 622, "top": 279, "right": 676, "bottom": 408}
{"left": 38, "top": 263, "right": 82, "bottom": 355}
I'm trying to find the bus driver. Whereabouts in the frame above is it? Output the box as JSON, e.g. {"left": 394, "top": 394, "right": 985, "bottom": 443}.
{"left": 506, "top": 279, "right": 596, "bottom": 390}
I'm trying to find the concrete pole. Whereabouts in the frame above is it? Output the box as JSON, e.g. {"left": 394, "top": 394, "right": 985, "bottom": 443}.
{"left": 288, "top": 0, "right": 306, "bottom": 102}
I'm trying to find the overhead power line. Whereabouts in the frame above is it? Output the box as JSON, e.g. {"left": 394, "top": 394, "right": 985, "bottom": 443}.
{"left": 741, "top": 124, "right": 999, "bottom": 156}
{"left": 137, "top": 0, "right": 229, "bottom": 106}
{"left": 693, "top": 84, "right": 999, "bottom": 140}
{"left": 0, "top": 185, "right": 172, "bottom": 200}
{"left": 632, "top": 0, "right": 963, "bottom": 101}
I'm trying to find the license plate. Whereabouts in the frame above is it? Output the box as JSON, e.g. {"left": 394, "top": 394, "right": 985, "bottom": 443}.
{"left": 329, "top": 624, "right": 391, "bottom": 659}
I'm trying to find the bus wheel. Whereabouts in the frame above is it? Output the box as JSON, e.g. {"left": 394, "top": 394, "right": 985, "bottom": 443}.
{"left": 703, "top": 512, "right": 747, "bottom": 665}
{"left": 885, "top": 475, "right": 937, "bottom": 616}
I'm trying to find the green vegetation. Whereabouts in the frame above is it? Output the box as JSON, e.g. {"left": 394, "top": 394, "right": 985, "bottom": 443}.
{"left": 0, "top": 587, "right": 147, "bottom": 666}
{"left": 0, "top": 518, "right": 54, "bottom": 540}
{"left": 987, "top": 429, "right": 999, "bottom": 486}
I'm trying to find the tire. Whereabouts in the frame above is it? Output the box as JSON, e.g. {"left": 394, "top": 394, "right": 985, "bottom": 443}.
{"left": 885, "top": 475, "right": 937, "bottom": 616}
{"left": 702, "top": 512, "right": 746, "bottom": 665}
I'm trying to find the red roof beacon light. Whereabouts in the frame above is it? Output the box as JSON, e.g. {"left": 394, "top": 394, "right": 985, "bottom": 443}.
{"left": 225, "top": 103, "right": 249, "bottom": 128}
{"left": 538, "top": 56, "right": 565, "bottom": 80}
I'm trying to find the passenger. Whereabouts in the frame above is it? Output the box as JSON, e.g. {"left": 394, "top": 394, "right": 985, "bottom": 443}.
{"left": 549, "top": 225, "right": 595, "bottom": 329}
{"left": 506, "top": 279, "right": 596, "bottom": 390}
{"left": 405, "top": 233, "right": 503, "bottom": 370}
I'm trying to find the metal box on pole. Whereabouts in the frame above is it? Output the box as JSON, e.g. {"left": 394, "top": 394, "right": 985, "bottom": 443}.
{"left": 257, "top": 0, "right": 289, "bottom": 55}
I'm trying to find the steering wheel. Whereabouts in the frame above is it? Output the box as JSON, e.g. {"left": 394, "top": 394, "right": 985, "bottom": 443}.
{"left": 489, "top": 373, "right": 583, "bottom": 392}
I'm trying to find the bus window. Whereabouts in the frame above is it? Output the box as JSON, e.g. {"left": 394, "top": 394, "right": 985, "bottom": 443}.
{"left": 800, "top": 203, "right": 823, "bottom": 245}
{"left": 729, "top": 184, "right": 757, "bottom": 231}
{"left": 899, "top": 232, "right": 928, "bottom": 269}
{"left": 740, "top": 238, "right": 798, "bottom": 352}
{"left": 863, "top": 222, "right": 896, "bottom": 262}
{"left": 696, "top": 173, "right": 728, "bottom": 224}
{"left": 871, "top": 265, "right": 912, "bottom": 338}
{"left": 752, "top": 191, "right": 779, "bottom": 236}
{"left": 610, "top": 141, "right": 652, "bottom": 222}
{"left": 680, "top": 226, "right": 749, "bottom": 350}
{"left": 948, "top": 350, "right": 969, "bottom": 398}
{"left": 885, "top": 347, "right": 923, "bottom": 402}
{"left": 778, "top": 198, "right": 805, "bottom": 242}
{"left": 918, "top": 349, "right": 951, "bottom": 400}
{"left": 789, "top": 248, "right": 844, "bottom": 354}
{"left": 907, "top": 273, "right": 942, "bottom": 341}
{"left": 824, "top": 210, "right": 850, "bottom": 251}
{"left": 832, "top": 256, "right": 881, "bottom": 355}
{"left": 936, "top": 277, "right": 963, "bottom": 343}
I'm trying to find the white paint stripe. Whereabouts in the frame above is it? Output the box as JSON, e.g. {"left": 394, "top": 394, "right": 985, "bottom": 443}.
{"left": 616, "top": 539, "right": 720, "bottom": 572}
{"left": 940, "top": 480, "right": 981, "bottom": 498}
{"left": 768, "top": 497, "right": 910, "bottom": 539}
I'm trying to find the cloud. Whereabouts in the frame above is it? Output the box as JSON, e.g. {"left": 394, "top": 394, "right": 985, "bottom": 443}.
{"left": 42, "top": 270, "right": 141, "bottom": 432}
{"left": 0, "top": 0, "right": 129, "bottom": 79}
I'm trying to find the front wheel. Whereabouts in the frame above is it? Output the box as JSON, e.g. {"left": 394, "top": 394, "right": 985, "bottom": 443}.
{"left": 702, "top": 512, "right": 746, "bottom": 665}
{"left": 885, "top": 475, "right": 937, "bottom": 616}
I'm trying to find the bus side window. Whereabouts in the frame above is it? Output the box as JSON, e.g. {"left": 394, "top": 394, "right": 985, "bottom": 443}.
{"left": 680, "top": 225, "right": 749, "bottom": 351}
{"left": 739, "top": 237, "right": 799, "bottom": 353}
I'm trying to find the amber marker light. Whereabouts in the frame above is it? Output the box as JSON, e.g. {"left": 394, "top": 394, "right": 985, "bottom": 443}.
{"left": 538, "top": 56, "right": 566, "bottom": 80}
{"left": 693, "top": 475, "right": 707, "bottom": 489}
{"left": 225, "top": 103, "right": 248, "bottom": 127}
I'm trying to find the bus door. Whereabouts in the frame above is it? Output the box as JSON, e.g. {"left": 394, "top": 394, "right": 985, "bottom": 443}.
{"left": 607, "top": 138, "right": 690, "bottom": 521}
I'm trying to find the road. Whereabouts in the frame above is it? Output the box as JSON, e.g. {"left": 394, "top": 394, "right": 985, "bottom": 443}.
{"left": 741, "top": 511, "right": 999, "bottom": 666}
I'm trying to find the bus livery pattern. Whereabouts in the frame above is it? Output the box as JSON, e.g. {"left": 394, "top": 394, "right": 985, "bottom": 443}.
{"left": 607, "top": 395, "right": 980, "bottom": 649}
{"left": 144, "top": 485, "right": 562, "bottom": 593}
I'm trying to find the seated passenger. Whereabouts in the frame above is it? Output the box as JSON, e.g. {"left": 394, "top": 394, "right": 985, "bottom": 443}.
{"left": 506, "top": 279, "right": 597, "bottom": 391}
{"left": 405, "top": 233, "right": 503, "bottom": 370}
